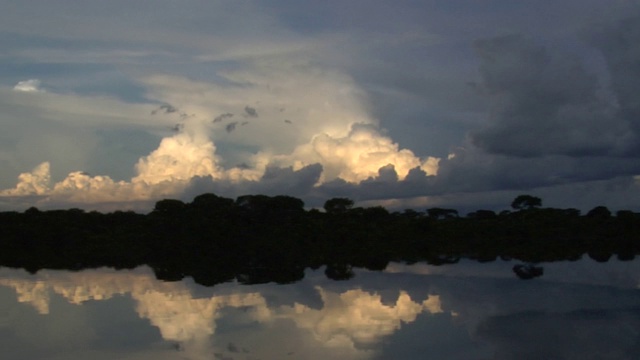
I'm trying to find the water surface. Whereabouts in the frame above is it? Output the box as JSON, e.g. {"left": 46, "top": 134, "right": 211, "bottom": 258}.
{"left": 0, "top": 259, "right": 638, "bottom": 359}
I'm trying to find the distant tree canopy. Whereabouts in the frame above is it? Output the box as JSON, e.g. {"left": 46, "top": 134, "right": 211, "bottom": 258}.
{"left": 191, "top": 193, "right": 234, "bottom": 211}
{"left": 511, "top": 195, "right": 542, "bottom": 210}
{"left": 468, "top": 210, "right": 497, "bottom": 219}
{"left": 427, "top": 208, "right": 459, "bottom": 219}
{"left": 152, "top": 199, "right": 186, "bottom": 214}
{"left": 587, "top": 206, "right": 612, "bottom": 219}
{"left": 324, "top": 197, "right": 354, "bottom": 214}
{"left": 0, "top": 192, "right": 638, "bottom": 286}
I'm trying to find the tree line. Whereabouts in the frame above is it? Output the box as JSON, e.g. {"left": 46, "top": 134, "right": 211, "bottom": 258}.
{"left": 0, "top": 193, "right": 637, "bottom": 284}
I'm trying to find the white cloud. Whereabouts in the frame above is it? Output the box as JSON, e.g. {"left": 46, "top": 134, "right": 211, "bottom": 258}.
{"left": 276, "top": 123, "right": 439, "bottom": 183}
{"left": 13, "top": 79, "right": 43, "bottom": 92}
{"left": 0, "top": 162, "right": 51, "bottom": 196}
{"left": 132, "top": 133, "right": 221, "bottom": 185}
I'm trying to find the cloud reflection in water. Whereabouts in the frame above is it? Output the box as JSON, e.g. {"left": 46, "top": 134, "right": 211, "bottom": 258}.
{"left": 0, "top": 259, "right": 638, "bottom": 359}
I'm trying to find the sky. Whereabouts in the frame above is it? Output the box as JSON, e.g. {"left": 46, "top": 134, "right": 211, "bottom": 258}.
{"left": 1, "top": 0, "right": 640, "bottom": 213}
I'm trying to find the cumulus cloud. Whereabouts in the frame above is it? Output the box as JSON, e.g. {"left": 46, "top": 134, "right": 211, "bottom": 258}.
{"left": 0, "top": 162, "right": 51, "bottom": 196}
{"left": 276, "top": 123, "right": 439, "bottom": 183}
{"left": 13, "top": 79, "right": 44, "bottom": 92}
{"left": 471, "top": 35, "right": 633, "bottom": 157}
{"left": 133, "top": 132, "right": 221, "bottom": 185}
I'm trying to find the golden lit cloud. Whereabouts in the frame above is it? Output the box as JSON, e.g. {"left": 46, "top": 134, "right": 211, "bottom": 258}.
{"left": 0, "top": 162, "right": 51, "bottom": 196}
{"left": 277, "top": 124, "right": 439, "bottom": 183}
{"left": 132, "top": 133, "right": 221, "bottom": 185}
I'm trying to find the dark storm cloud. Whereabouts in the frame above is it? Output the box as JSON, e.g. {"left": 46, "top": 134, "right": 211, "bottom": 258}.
{"left": 434, "top": 149, "right": 640, "bottom": 193}
{"left": 312, "top": 165, "right": 436, "bottom": 206}
{"left": 589, "top": 12, "right": 640, "bottom": 152}
{"left": 470, "top": 35, "right": 632, "bottom": 157}
{"left": 305, "top": 148, "right": 640, "bottom": 212}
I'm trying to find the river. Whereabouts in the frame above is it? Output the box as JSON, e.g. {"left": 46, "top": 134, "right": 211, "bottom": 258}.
{"left": 0, "top": 259, "right": 638, "bottom": 359}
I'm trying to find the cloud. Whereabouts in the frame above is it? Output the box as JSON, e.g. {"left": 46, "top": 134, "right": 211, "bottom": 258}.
{"left": 470, "top": 34, "right": 634, "bottom": 157}
{"left": 13, "top": 79, "right": 44, "bottom": 92}
{"left": 276, "top": 123, "right": 439, "bottom": 184}
{"left": 133, "top": 132, "right": 221, "bottom": 185}
{"left": 0, "top": 55, "right": 445, "bottom": 211}
{"left": 244, "top": 105, "right": 258, "bottom": 118}
{"left": 0, "top": 162, "right": 51, "bottom": 196}
{"left": 588, "top": 11, "right": 640, "bottom": 151}
{"left": 2, "top": 2, "right": 639, "bottom": 213}
{"left": 213, "top": 113, "right": 234, "bottom": 123}
{"left": 225, "top": 122, "right": 237, "bottom": 133}
{"left": 182, "top": 163, "right": 323, "bottom": 205}
{"left": 150, "top": 103, "right": 178, "bottom": 115}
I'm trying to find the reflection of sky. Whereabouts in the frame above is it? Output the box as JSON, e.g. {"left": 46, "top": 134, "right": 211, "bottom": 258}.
{"left": 0, "top": 259, "right": 638, "bottom": 359}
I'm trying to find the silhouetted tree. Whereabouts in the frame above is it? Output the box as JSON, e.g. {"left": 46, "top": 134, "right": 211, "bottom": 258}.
{"left": 586, "top": 206, "right": 611, "bottom": 219}
{"left": 400, "top": 209, "right": 424, "bottom": 219}
{"left": 467, "top": 210, "right": 497, "bottom": 219}
{"left": 152, "top": 199, "right": 186, "bottom": 214}
{"left": 236, "top": 194, "right": 273, "bottom": 211}
{"left": 616, "top": 210, "right": 636, "bottom": 220}
{"left": 562, "top": 208, "right": 581, "bottom": 217}
{"left": 190, "top": 193, "right": 234, "bottom": 211}
{"left": 24, "top": 207, "right": 40, "bottom": 215}
{"left": 271, "top": 195, "right": 305, "bottom": 213}
{"left": 324, "top": 198, "right": 354, "bottom": 214}
{"left": 511, "top": 195, "right": 542, "bottom": 210}
{"left": 426, "top": 207, "right": 459, "bottom": 219}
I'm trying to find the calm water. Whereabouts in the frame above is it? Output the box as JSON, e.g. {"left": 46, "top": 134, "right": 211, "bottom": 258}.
{"left": 0, "top": 259, "right": 639, "bottom": 359}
